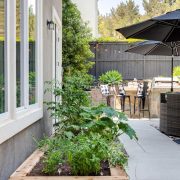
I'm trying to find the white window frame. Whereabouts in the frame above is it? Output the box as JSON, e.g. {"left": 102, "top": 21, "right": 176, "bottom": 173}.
{"left": 16, "top": 0, "right": 25, "bottom": 110}
{"left": 0, "top": 0, "right": 43, "bottom": 144}
{"left": 0, "top": 0, "right": 9, "bottom": 122}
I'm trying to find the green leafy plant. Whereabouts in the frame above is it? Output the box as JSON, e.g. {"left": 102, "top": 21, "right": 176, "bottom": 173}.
{"left": 173, "top": 66, "right": 180, "bottom": 77}
{"left": 39, "top": 138, "right": 71, "bottom": 175}
{"left": 67, "top": 133, "right": 109, "bottom": 175}
{"left": 108, "top": 141, "right": 128, "bottom": 167}
{"left": 99, "top": 70, "right": 122, "bottom": 85}
{"left": 80, "top": 105, "right": 137, "bottom": 141}
{"left": 38, "top": 133, "right": 128, "bottom": 176}
{"left": 45, "top": 72, "right": 93, "bottom": 138}
{"left": 43, "top": 73, "right": 137, "bottom": 176}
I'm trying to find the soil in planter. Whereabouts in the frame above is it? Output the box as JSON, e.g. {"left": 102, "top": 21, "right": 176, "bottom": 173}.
{"left": 29, "top": 158, "right": 111, "bottom": 176}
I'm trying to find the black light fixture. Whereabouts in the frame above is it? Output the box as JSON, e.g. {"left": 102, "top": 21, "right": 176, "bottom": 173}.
{"left": 47, "top": 20, "right": 55, "bottom": 30}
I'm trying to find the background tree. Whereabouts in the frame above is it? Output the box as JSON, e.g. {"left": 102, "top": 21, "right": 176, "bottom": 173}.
{"left": 98, "top": 0, "right": 179, "bottom": 40}
{"left": 62, "top": 0, "right": 94, "bottom": 75}
{"left": 98, "top": 0, "right": 140, "bottom": 39}
{"left": 142, "top": 0, "right": 168, "bottom": 18}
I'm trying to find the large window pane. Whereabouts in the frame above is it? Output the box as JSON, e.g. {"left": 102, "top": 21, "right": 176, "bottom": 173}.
{"left": 0, "top": 0, "right": 6, "bottom": 113}
{"left": 28, "top": 0, "right": 36, "bottom": 105}
{"left": 16, "top": 0, "right": 23, "bottom": 107}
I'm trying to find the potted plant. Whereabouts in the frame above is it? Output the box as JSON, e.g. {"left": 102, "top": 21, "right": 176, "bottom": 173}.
{"left": 99, "top": 70, "right": 122, "bottom": 93}
{"left": 99, "top": 70, "right": 122, "bottom": 85}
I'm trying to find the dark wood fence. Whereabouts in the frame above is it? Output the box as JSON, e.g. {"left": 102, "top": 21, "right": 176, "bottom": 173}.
{"left": 89, "top": 42, "right": 180, "bottom": 80}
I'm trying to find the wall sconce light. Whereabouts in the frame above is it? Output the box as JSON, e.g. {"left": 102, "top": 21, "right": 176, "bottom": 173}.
{"left": 47, "top": 20, "right": 55, "bottom": 30}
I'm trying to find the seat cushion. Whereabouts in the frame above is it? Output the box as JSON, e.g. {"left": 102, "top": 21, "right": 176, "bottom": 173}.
{"left": 100, "top": 85, "right": 109, "bottom": 95}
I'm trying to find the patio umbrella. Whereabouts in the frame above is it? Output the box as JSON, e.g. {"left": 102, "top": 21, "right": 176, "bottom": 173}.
{"left": 125, "top": 40, "right": 180, "bottom": 91}
{"left": 116, "top": 9, "right": 180, "bottom": 42}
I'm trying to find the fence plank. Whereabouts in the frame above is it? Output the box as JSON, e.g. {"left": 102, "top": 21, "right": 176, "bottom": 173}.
{"left": 89, "top": 42, "right": 180, "bottom": 80}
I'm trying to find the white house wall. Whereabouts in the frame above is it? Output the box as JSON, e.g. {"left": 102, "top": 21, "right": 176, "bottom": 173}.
{"left": 72, "top": 0, "right": 98, "bottom": 37}
{"left": 0, "top": 1, "right": 62, "bottom": 180}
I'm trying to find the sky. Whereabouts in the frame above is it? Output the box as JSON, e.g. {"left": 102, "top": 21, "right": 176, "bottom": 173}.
{"left": 28, "top": 0, "right": 36, "bottom": 13}
{"left": 98, "top": 0, "right": 145, "bottom": 15}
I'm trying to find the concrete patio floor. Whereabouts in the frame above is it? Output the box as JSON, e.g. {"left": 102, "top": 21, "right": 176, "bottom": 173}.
{"left": 119, "top": 119, "right": 180, "bottom": 180}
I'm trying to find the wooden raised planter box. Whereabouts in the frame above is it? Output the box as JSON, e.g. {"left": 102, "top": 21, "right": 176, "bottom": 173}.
{"left": 10, "top": 150, "right": 128, "bottom": 180}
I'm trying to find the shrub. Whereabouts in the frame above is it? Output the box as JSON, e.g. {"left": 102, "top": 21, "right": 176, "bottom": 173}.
{"left": 93, "top": 37, "right": 142, "bottom": 43}
{"left": 99, "top": 70, "right": 122, "bottom": 85}
{"left": 173, "top": 66, "right": 180, "bottom": 77}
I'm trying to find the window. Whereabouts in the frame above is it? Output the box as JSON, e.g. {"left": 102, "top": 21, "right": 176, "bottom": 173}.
{"left": 0, "top": 0, "right": 6, "bottom": 114}
{"left": 0, "top": 0, "right": 43, "bottom": 144}
{"left": 16, "top": 0, "right": 23, "bottom": 108}
{"left": 28, "top": 0, "right": 36, "bottom": 105}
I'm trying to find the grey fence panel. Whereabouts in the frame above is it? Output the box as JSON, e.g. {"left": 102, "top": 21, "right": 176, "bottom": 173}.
{"left": 89, "top": 42, "right": 180, "bottom": 80}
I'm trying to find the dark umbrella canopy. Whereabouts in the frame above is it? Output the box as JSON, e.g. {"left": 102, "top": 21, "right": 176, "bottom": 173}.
{"left": 125, "top": 40, "right": 180, "bottom": 91}
{"left": 116, "top": 9, "right": 180, "bottom": 42}
{"left": 126, "top": 41, "right": 180, "bottom": 56}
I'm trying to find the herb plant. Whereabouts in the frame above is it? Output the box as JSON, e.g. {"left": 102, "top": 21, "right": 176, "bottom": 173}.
{"left": 39, "top": 133, "right": 128, "bottom": 176}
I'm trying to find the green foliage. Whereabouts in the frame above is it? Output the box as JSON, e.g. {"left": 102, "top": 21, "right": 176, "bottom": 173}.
{"left": 43, "top": 72, "right": 137, "bottom": 176}
{"left": 0, "top": 75, "right": 5, "bottom": 113}
{"left": 29, "top": 72, "right": 36, "bottom": 104}
{"left": 62, "top": 0, "right": 94, "bottom": 75}
{"left": 39, "top": 133, "right": 128, "bottom": 176}
{"left": 93, "top": 37, "right": 142, "bottom": 43}
{"left": 29, "top": 72, "right": 36, "bottom": 87}
{"left": 45, "top": 72, "right": 93, "bottom": 138}
{"left": 80, "top": 105, "right": 137, "bottom": 141}
{"left": 99, "top": 0, "right": 140, "bottom": 39}
{"left": 98, "top": 0, "right": 180, "bottom": 39}
{"left": 39, "top": 138, "right": 71, "bottom": 175}
{"left": 173, "top": 66, "right": 180, "bottom": 77}
{"left": 108, "top": 142, "right": 128, "bottom": 167}
{"left": 142, "top": 0, "right": 170, "bottom": 19}
{"left": 43, "top": 150, "right": 63, "bottom": 175}
{"left": 67, "top": 133, "right": 109, "bottom": 175}
{"left": 99, "top": 70, "right": 122, "bottom": 85}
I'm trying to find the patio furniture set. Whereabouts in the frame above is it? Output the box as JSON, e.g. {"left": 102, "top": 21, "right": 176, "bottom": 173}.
{"left": 116, "top": 9, "right": 180, "bottom": 136}
{"left": 100, "top": 81, "right": 151, "bottom": 118}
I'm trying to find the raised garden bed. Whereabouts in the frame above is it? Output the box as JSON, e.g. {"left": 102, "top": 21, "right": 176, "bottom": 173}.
{"left": 10, "top": 149, "right": 128, "bottom": 180}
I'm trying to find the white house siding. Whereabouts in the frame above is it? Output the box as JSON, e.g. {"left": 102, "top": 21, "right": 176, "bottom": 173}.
{"left": 72, "top": 0, "right": 98, "bottom": 37}
{"left": 0, "top": 1, "right": 62, "bottom": 180}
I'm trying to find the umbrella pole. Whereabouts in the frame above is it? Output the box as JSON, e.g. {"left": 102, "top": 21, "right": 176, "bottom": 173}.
{"left": 171, "top": 48, "right": 174, "bottom": 92}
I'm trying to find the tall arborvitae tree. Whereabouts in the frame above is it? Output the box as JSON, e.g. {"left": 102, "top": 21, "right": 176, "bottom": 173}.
{"left": 62, "top": 0, "right": 94, "bottom": 75}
